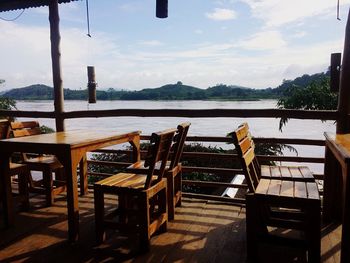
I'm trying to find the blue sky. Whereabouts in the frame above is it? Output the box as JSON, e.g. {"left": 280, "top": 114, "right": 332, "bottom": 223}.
{"left": 0, "top": 0, "right": 349, "bottom": 90}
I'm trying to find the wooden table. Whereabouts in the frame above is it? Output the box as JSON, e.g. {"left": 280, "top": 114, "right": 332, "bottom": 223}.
{"left": 324, "top": 132, "right": 350, "bottom": 263}
{"left": 0, "top": 130, "right": 140, "bottom": 242}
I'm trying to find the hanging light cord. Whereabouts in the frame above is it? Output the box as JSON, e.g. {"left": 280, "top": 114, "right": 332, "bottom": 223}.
{"left": 0, "top": 9, "right": 25, "bottom": 21}
{"left": 86, "top": 0, "right": 91, "bottom": 37}
{"left": 337, "top": 0, "right": 341, "bottom": 20}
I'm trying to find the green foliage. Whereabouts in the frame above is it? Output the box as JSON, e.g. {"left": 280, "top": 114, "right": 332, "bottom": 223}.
{"left": 0, "top": 97, "right": 16, "bottom": 110}
{"left": 0, "top": 97, "right": 17, "bottom": 119}
{"left": 0, "top": 82, "right": 277, "bottom": 101}
{"left": 40, "top": 125, "right": 55, "bottom": 134}
{"left": 277, "top": 75, "right": 337, "bottom": 131}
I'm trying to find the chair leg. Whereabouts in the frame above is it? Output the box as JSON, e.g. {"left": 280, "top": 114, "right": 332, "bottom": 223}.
{"left": 307, "top": 202, "right": 321, "bottom": 263}
{"left": 18, "top": 170, "right": 30, "bottom": 211}
{"left": 43, "top": 168, "right": 54, "bottom": 207}
{"left": 176, "top": 171, "right": 182, "bottom": 207}
{"left": 139, "top": 195, "right": 150, "bottom": 253}
{"left": 159, "top": 187, "right": 168, "bottom": 233}
{"left": 167, "top": 173, "right": 175, "bottom": 221}
{"left": 94, "top": 186, "right": 105, "bottom": 244}
{"left": 246, "top": 193, "right": 259, "bottom": 262}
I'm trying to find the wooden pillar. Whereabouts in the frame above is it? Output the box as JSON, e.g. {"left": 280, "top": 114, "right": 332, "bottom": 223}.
{"left": 49, "top": 0, "right": 65, "bottom": 132}
{"left": 337, "top": 9, "right": 350, "bottom": 134}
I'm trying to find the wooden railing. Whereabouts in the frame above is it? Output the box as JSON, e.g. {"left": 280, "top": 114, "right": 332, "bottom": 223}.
{"left": 88, "top": 135, "right": 326, "bottom": 205}
{"left": 0, "top": 107, "right": 335, "bottom": 205}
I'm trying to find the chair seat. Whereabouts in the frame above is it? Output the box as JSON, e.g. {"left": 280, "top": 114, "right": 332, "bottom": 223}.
{"left": 24, "top": 155, "right": 63, "bottom": 170}
{"left": 261, "top": 165, "right": 314, "bottom": 182}
{"left": 95, "top": 173, "right": 158, "bottom": 191}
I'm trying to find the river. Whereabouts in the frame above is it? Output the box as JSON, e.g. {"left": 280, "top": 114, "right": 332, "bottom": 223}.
{"left": 15, "top": 99, "right": 336, "bottom": 173}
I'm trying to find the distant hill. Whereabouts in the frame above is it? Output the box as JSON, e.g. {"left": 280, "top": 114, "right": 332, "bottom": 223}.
{"left": 0, "top": 73, "right": 330, "bottom": 101}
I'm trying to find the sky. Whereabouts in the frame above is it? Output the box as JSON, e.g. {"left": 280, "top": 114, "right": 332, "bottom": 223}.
{"left": 0, "top": 0, "right": 350, "bottom": 91}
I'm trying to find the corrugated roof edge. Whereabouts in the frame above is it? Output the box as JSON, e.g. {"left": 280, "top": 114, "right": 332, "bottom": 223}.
{"left": 0, "top": 0, "right": 81, "bottom": 12}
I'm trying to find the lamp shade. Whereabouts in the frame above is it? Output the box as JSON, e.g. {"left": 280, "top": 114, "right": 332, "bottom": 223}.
{"left": 156, "top": 0, "right": 168, "bottom": 18}
{"left": 87, "top": 66, "right": 97, "bottom": 103}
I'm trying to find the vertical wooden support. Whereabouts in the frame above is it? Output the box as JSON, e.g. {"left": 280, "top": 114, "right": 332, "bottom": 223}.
{"left": 330, "top": 53, "right": 341, "bottom": 92}
{"left": 337, "top": 10, "right": 350, "bottom": 134}
{"left": 49, "top": 0, "right": 65, "bottom": 132}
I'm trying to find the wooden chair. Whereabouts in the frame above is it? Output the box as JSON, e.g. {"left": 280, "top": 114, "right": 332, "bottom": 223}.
{"left": 10, "top": 121, "right": 66, "bottom": 206}
{"left": 127, "top": 122, "right": 190, "bottom": 220}
{"left": 94, "top": 128, "right": 176, "bottom": 252}
{"left": 232, "top": 123, "right": 321, "bottom": 262}
{"left": 0, "top": 119, "right": 29, "bottom": 210}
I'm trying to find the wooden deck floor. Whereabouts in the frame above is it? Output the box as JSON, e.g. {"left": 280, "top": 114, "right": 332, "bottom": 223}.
{"left": 0, "top": 192, "right": 342, "bottom": 263}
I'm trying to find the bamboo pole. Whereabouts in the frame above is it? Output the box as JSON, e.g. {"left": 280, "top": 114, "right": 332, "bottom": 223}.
{"left": 49, "top": 0, "right": 65, "bottom": 131}
{"left": 337, "top": 9, "right": 350, "bottom": 133}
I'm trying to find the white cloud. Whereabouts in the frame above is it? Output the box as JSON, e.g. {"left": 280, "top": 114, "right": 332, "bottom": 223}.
{"left": 237, "top": 31, "right": 286, "bottom": 50}
{"left": 292, "top": 31, "right": 307, "bottom": 38}
{"left": 139, "top": 40, "right": 164, "bottom": 46}
{"left": 206, "top": 8, "right": 237, "bottom": 21}
{"left": 241, "top": 0, "right": 350, "bottom": 27}
{"left": 195, "top": 29, "right": 204, "bottom": 34}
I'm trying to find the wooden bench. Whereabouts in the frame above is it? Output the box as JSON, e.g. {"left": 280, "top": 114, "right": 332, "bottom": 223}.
{"left": 232, "top": 122, "right": 321, "bottom": 262}
{"left": 94, "top": 128, "right": 176, "bottom": 252}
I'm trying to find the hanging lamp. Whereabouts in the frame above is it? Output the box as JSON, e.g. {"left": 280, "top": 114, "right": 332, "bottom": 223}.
{"left": 156, "top": 0, "right": 168, "bottom": 18}
{"left": 87, "top": 66, "right": 97, "bottom": 103}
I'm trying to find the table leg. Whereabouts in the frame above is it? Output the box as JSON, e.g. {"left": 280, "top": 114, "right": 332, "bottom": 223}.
{"left": 341, "top": 165, "right": 350, "bottom": 263}
{"left": 57, "top": 150, "right": 80, "bottom": 242}
{"left": 323, "top": 144, "right": 342, "bottom": 222}
{"left": 0, "top": 152, "right": 13, "bottom": 226}
{"left": 79, "top": 154, "right": 88, "bottom": 196}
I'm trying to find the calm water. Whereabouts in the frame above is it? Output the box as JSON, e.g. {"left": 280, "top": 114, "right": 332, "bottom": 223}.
{"left": 16, "top": 99, "right": 336, "bottom": 173}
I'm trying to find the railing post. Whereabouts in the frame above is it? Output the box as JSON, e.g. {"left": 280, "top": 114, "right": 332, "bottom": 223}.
{"left": 337, "top": 9, "right": 350, "bottom": 134}
{"left": 49, "top": 0, "right": 65, "bottom": 132}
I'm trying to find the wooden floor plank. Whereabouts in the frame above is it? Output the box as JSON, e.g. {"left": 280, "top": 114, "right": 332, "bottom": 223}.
{"left": 0, "top": 191, "right": 343, "bottom": 263}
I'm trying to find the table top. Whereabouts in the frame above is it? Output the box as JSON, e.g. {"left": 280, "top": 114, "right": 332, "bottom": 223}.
{"left": 324, "top": 132, "right": 350, "bottom": 162}
{"left": 0, "top": 130, "right": 141, "bottom": 151}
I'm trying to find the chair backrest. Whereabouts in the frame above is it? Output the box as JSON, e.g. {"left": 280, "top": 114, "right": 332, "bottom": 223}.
{"left": 144, "top": 128, "right": 177, "bottom": 189}
{"left": 168, "top": 122, "right": 191, "bottom": 170}
{"left": 231, "top": 123, "right": 261, "bottom": 193}
{"left": 0, "top": 119, "right": 10, "bottom": 139}
{"left": 10, "top": 121, "right": 42, "bottom": 161}
{"left": 10, "top": 121, "right": 41, "bottom": 138}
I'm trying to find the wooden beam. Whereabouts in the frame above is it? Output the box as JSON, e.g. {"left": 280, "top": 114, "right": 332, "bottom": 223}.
{"left": 337, "top": 9, "right": 350, "bottom": 133}
{"left": 49, "top": 0, "right": 65, "bottom": 131}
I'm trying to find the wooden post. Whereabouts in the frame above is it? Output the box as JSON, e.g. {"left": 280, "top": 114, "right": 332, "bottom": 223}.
{"left": 330, "top": 53, "right": 341, "bottom": 92}
{"left": 337, "top": 9, "right": 350, "bottom": 134}
{"left": 49, "top": 0, "right": 65, "bottom": 132}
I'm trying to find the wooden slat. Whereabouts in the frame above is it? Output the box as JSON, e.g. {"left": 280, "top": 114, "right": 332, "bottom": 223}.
{"left": 280, "top": 180, "right": 294, "bottom": 198}
{"left": 10, "top": 121, "right": 39, "bottom": 129}
{"left": 255, "top": 179, "right": 270, "bottom": 195}
{"left": 306, "top": 182, "right": 320, "bottom": 200}
{"left": 260, "top": 165, "right": 271, "bottom": 178}
{"left": 280, "top": 166, "right": 292, "bottom": 178}
{"left": 12, "top": 127, "right": 41, "bottom": 137}
{"left": 294, "top": 181, "right": 307, "bottom": 199}
{"left": 243, "top": 148, "right": 255, "bottom": 167}
{"left": 267, "top": 180, "right": 281, "bottom": 196}
{"left": 239, "top": 136, "right": 252, "bottom": 155}
{"left": 299, "top": 166, "right": 314, "bottom": 179}
{"left": 270, "top": 166, "right": 281, "bottom": 178}
{"left": 235, "top": 123, "right": 249, "bottom": 142}
{"left": 288, "top": 166, "right": 303, "bottom": 179}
